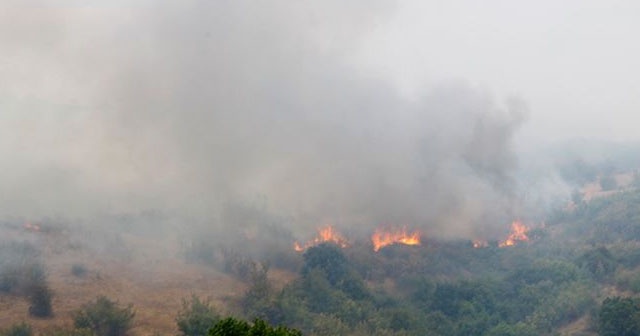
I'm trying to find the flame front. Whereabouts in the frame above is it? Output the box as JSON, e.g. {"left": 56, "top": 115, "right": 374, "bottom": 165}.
{"left": 294, "top": 225, "right": 349, "bottom": 252}
{"left": 23, "top": 222, "right": 40, "bottom": 232}
{"left": 499, "top": 220, "right": 529, "bottom": 247}
{"left": 473, "top": 240, "right": 488, "bottom": 248}
{"left": 371, "top": 227, "right": 421, "bottom": 252}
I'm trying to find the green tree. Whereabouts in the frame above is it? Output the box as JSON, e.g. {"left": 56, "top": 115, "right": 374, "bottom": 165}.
{"left": 209, "top": 317, "right": 301, "bottom": 336}
{"left": 301, "top": 244, "right": 369, "bottom": 301}
{"left": 599, "top": 297, "right": 640, "bottom": 336}
{"left": 302, "top": 244, "right": 348, "bottom": 286}
{"left": 176, "top": 295, "right": 220, "bottom": 336}
{"left": 242, "top": 262, "right": 275, "bottom": 319}
{"left": 27, "top": 283, "right": 53, "bottom": 318}
{"left": 73, "top": 296, "right": 135, "bottom": 336}
{"left": 484, "top": 322, "right": 537, "bottom": 336}
{"left": 577, "top": 246, "right": 617, "bottom": 279}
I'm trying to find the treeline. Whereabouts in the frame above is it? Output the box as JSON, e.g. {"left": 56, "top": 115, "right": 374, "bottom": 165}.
{"left": 234, "top": 243, "right": 605, "bottom": 336}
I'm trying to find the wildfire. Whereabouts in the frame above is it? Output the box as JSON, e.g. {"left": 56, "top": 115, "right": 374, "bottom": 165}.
{"left": 371, "top": 227, "right": 421, "bottom": 252}
{"left": 499, "top": 220, "right": 529, "bottom": 247}
{"left": 294, "top": 225, "right": 349, "bottom": 252}
{"left": 23, "top": 222, "right": 40, "bottom": 232}
{"left": 472, "top": 240, "right": 488, "bottom": 248}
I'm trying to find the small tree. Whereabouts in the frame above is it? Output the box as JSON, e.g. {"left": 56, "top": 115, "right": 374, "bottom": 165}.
{"left": 599, "top": 297, "right": 640, "bottom": 336}
{"left": 241, "top": 262, "right": 275, "bottom": 319}
{"left": 27, "top": 283, "right": 53, "bottom": 318}
{"left": 176, "top": 295, "right": 220, "bottom": 336}
{"left": 209, "top": 317, "right": 301, "bottom": 336}
{"left": 73, "top": 296, "right": 135, "bottom": 336}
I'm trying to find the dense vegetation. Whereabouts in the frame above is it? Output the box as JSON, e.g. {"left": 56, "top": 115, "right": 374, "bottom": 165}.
{"left": 234, "top": 243, "right": 596, "bottom": 335}
{"left": 4, "top": 177, "right": 640, "bottom": 335}
{"left": 225, "top": 186, "right": 640, "bottom": 335}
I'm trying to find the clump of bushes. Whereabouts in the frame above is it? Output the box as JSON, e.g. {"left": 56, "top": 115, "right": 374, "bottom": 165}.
{"left": 71, "top": 264, "right": 88, "bottom": 278}
{"left": 222, "top": 250, "right": 259, "bottom": 279}
{"left": 1, "top": 322, "right": 32, "bottom": 336}
{"left": 0, "top": 241, "right": 54, "bottom": 318}
{"left": 27, "top": 282, "right": 54, "bottom": 318}
{"left": 176, "top": 295, "right": 220, "bottom": 336}
{"left": 209, "top": 317, "right": 302, "bottom": 336}
{"left": 17, "top": 262, "right": 54, "bottom": 318}
{"left": 73, "top": 296, "right": 135, "bottom": 336}
{"left": 0, "top": 241, "right": 41, "bottom": 293}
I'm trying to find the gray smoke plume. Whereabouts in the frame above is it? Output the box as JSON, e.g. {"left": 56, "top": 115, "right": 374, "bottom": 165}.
{"left": 0, "top": 1, "right": 526, "bottom": 239}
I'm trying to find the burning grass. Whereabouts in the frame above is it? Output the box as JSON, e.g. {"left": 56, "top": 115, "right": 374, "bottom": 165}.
{"left": 294, "top": 225, "right": 349, "bottom": 252}
{"left": 499, "top": 220, "right": 530, "bottom": 247}
{"left": 371, "top": 227, "right": 421, "bottom": 252}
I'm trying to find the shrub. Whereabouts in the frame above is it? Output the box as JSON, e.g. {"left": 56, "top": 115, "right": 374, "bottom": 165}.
{"left": 176, "top": 295, "right": 220, "bottom": 336}
{"left": 1, "top": 322, "right": 32, "bottom": 336}
{"left": 27, "top": 283, "right": 53, "bottom": 318}
{"left": 599, "top": 296, "right": 640, "bottom": 336}
{"left": 71, "top": 264, "right": 88, "bottom": 278}
{"left": 241, "top": 262, "right": 275, "bottom": 319}
{"left": 222, "top": 251, "right": 257, "bottom": 279}
{"left": 302, "top": 244, "right": 348, "bottom": 287}
{"left": 0, "top": 265, "right": 20, "bottom": 293}
{"left": 0, "top": 262, "right": 46, "bottom": 295}
{"left": 209, "top": 317, "right": 302, "bottom": 336}
{"left": 0, "top": 261, "right": 55, "bottom": 318}
{"left": 73, "top": 296, "right": 135, "bottom": 336}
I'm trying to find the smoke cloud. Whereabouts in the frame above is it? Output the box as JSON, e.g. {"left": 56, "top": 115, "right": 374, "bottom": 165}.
{"left": 0, "top": 1, "right": 527, "bottom": 239}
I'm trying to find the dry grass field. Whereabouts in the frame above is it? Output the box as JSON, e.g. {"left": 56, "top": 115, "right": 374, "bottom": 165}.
{"left": 0, "top": 221, "right": 278, "bottom": 335}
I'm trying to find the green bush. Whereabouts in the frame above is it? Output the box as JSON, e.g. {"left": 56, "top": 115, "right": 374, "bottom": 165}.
{"left": 0, "top": 262, "right": 46, "bottom": 295}
{"left": 0, "top": 242, "right": 40, "bottom": 293}
{"left": 176, "top": 295, "right": 220, "bottom": 336}
{"left": 71, "top": 264, "right": 88, "bottom": 278}
{"left": 0, "top": 260, "right": 54, "bottom": 318}
{"left": 1, "top": 322, "right": 32, "bottom": 336}
{"left": 73, "top": 296, "right": 135, "bottom": 336}
{"left": 484, "top": 322, "right": 537, "bottom": 336}
{"left": 599, "top": 296, "right": 640, "bottom": 336}
{"left": 28, "top": 283, "right": 53, "bottom": 318}
{"left": 209, "top": 317, "right": 302, "bottom": 336}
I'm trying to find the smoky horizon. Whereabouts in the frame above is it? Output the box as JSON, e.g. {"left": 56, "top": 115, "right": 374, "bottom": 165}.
{"left": 1, "top": 1, "right": 639, "bottom": 242}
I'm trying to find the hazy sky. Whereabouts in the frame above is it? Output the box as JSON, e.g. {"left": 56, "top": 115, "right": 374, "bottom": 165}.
{"left": 3, "top": 1, "right": 638, "bottom": 143}
{"left": 354, "top": 1, "right": 640, "bottom": 145}
{"left": 0, "top": 1, "right": 635, "bottom": 236}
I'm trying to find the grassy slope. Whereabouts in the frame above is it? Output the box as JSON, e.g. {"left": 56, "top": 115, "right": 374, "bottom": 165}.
{"left": 1, "top": 173, "right": 639, "bottom": 335}
{"left": 0, "top": 226, "right": 248, "bottom": 335}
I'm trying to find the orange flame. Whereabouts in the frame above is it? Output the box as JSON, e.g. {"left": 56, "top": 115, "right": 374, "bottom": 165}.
{"left": 294, "top": 225, "right": 349, "bottom": 252}
{"left": 499, "top": 220, "right": 529, "bottom": 247}
{"left": 23, "top": 222, "right": 40, "bottom": 232}
{"left": 371, "top": 227, "right": 421, "bottom": 252}
{"left": 472, "top": 240, "right": 488, "bottom": 248}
